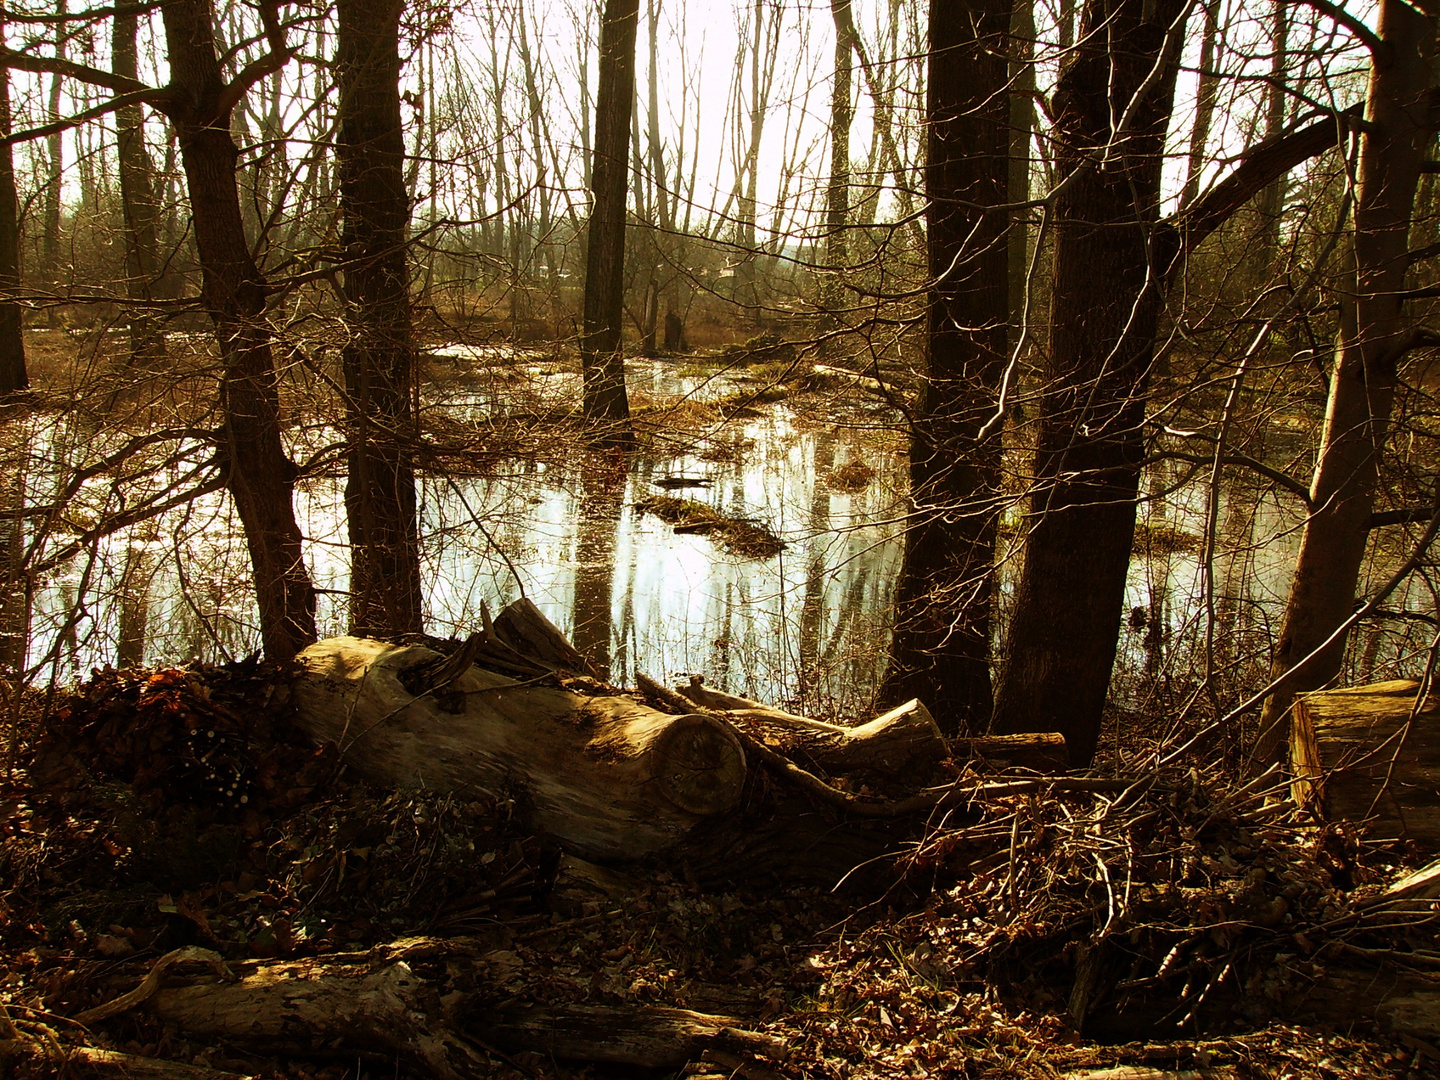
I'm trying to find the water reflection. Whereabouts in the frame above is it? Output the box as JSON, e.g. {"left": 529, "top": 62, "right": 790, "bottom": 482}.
{"left": 9, "top": 357, "right": 1440, "bottom": 723}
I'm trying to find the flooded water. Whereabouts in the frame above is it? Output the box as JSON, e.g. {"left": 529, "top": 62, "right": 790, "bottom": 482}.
{"left": 6, "top": 353, "right": 1437, "bottom": 719}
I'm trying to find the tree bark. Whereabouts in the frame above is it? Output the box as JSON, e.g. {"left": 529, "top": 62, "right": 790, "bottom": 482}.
{"left": 158, "top": 0, "right": 317, "bottom": 659}
{"left": 336, "top": 0, "right": 423, "bottom": 638}
{"left": 881, "top": 0, "right": 1011, "bottom": 735}
{"left": 1254, "top": 0, "right": 1436, "bottom": 764}
{"left": 0, "top": 34, "right": 26, "bottom": 399}
{"left": 992, "top": 0, "right": 1188, "bottom": 764}
{"left": 579, "top": 0, "right": 639, "bottom": 437}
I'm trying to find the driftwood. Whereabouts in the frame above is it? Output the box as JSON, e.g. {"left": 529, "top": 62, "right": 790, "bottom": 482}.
{"left": 1290, "top": 679, "right": 1440, "bottom": 845}
{"left": 669, "top": 675, "right": 949, "bottom": 778}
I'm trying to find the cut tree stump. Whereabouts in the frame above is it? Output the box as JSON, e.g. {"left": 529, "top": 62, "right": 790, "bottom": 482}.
{"left": 1290, "top": 679, "right": 1440, "bottom": 846}
{"left": 293, "top": 636, "right": 746, "bottom": 862}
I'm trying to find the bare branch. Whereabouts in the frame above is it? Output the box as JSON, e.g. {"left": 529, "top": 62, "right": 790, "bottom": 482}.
{"left": 1165, "top": 106, "right": 1365, "bottom": 272}
{"left": 212, "top": 0, "right": 294, "bottom": 119}
{"left": 1294, "top": 0, "right": 1384, "bottom": 54}
{"left": 0, "top": 86, "right": 155, "bottom": 146}
{"left": 0, "top": 44, "right": 159, "bottom": 100}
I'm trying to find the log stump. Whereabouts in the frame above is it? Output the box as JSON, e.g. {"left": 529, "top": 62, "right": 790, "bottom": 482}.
{"left": 1290, "top": 679, "right": 1440, "bottom": 846}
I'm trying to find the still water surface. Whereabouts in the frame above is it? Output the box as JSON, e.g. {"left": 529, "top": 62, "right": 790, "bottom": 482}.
{"left": 12, "top": 356, "right": 1432, "bottom": 718}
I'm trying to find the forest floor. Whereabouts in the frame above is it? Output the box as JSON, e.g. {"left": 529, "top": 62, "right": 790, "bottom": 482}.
{"left": 1, "top": 656, "right": 1435, "bottom": 1080}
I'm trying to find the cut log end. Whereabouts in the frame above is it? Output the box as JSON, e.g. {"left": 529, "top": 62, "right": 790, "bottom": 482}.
{"left": 651, "top": 714, "right": 747, "bottom": 815}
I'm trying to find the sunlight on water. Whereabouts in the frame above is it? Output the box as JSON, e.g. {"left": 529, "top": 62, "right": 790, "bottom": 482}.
{"left": 12, "top": 357, "right": 1438, "bottom": 719}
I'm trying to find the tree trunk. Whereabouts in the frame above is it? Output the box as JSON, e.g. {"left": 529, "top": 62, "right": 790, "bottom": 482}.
{"left": 0, "top": 37, "right": 26, "bottom": 399}
{"left": 294, "top": 635, "right": 750, "bottom": 863}
{"left": 819, "top": 0, "right": 855, "bottom": 343}
{"left": 113, "top": 4, "right": 168, "bottom": 369}
{"left": 41, "top": 0, "right": 66, "bottom": 296}
{"left": 991, "top": 0, "right": 1188, "bottom": 764}
{"left": 1254, "top": 0, "right": 1436, "bottom": 763}
{"left": 579, "top": 0, "right": 639, "bottom": 437}
{"left": 158, "top": 0, "right": 318, "bottom": 660}
{"left": 880, "top": 0, "right": 1011, "bottom": 735}
{"left": 1007, "top": 0, "right": 1036, "bottom": 347}
{"left": 336, "top": 0, "right": 424, "bottom": 638}
{"left": 1179, "top": 0, "right": 1221, "bottom": 210}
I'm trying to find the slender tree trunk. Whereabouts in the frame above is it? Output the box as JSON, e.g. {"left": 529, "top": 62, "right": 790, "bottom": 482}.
{"left": 337, "top": 0, "right": 424, "bottom": 637}
{"left": 991, "top": 0, "right": 1188, "bottom": 764}
{"left": 41, "top": 0, "right": 66, "bottom": 295}
{"left": 0, "top": 38, "right": 27, "bottom": 399}
{"left": 1180, "top": 0, "right": 1221, "bottom": 210}
{"left": 879, "top": 0, "right": 1011, "bottom": 735}
{"left": 113, "top": 4, "right": 167, "bottom": 368}
{"left": 580, "top": 0, "right": 639, "bottom": 435}
{"left": 819, "top": 0, "right": 855, "bottom": 344}
{"left": 1251, "top": 0, "right": 1289, "bottom": 280}
{"left": 1006, "top": 0, "right": 1035, "bottom": 347}
{"left": 159, "top": 0, "right": 318, "bottom": 659}
{"left": 1254, "top": 0, "right": 1436, "bottom": 763}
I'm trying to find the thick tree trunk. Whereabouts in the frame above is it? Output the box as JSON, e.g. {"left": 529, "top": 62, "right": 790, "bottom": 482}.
{"left": 336, "top": 0, "right": 423, "bottom": 638}
{"left": 579, "top": 0, "right": 638, "bottom": 436}
{"left": 881, "top": 0, "right": 1011, "bottom": 735}
{"left": 991, "top": 0, "right": 1187, "bottom": 764}
{"left": 1254, "top": 1, "right": 1436, "bottom": 764}
{"left": 1007, "top": 0, "right": 1036, "bottom": 346}
{"left": 159, "top": 0, "right": 317, "bottom": 660}
{"left": 113, "top": 5, "right": 168, "bottom": 369}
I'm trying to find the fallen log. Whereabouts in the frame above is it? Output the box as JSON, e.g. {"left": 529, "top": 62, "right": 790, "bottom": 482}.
{"left": 137, "top": 937, "right": 780, "bottom": 1077}
{"left": 668, "top": 675, "right": 1065, "bottom": 776}
{"left": 294, "top": 636, "right": 746, "bottom": 862}
{"left": 667, "top": 675, "right": 949, "bottom": 779}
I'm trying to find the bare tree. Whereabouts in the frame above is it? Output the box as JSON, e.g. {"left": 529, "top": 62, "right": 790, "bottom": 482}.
{"left": 992, "top": 0, "right": 1190, "bottom": 763}
{"left": 112, "top": 2, "right": 167, "bottom": 368}
{"left": 580, "top": 0, "right": 640, "bottom": 436}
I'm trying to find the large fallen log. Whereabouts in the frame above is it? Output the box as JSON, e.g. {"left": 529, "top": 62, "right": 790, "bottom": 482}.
{"left": 294, "top": 636, "right": 746, "bottom": 862}
{"left": 292, "top": 631, "right": 959, "bottom": 879}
